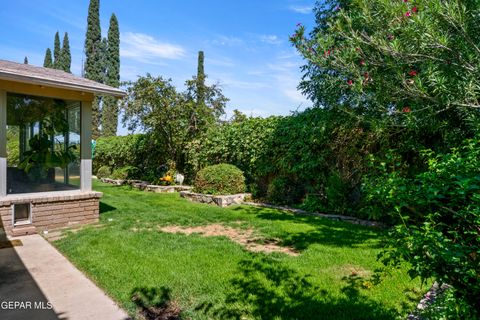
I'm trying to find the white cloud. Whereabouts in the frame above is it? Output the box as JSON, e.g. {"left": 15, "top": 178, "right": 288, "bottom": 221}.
{"left": 121, "top": 32, "right": 186, "bottom": 63}
{"left": 259, "top": 34, "right": 283, "bottom": 45}
{"left": 289, "top": 5, "right": 313, "bottom": 14}
{"left": 211, "top": 35, "right": 244, "bottom": 47}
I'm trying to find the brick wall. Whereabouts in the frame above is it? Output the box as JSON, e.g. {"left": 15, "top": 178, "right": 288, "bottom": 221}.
{"left": 0, "top": 192, "right": 102, "bottom": 236}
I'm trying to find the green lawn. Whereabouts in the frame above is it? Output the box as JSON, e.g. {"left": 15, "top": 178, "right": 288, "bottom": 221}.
{"left": 54, "top": 181, "right": 425, "bottom": 319}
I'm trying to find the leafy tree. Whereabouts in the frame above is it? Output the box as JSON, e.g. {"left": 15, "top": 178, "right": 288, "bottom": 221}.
{"left": 122, "top": 73, "right": 227, "bottom": 174}
{"left": 84, "top": 0, "right": 103, "bottom": 138}
{"left": 102, "top": 14, "right": 120, "bottom": 137}
{"left": 43, "top": 48, "right": 53, "bottom": 68}
{"left": 60, "top": 32, "right": 71, "bottom": 73}
{"left": 53, "top": 31, "right": 61, "bottom": 69}
{"left": 23, "top": 56, "right": 28, "bottom": 64}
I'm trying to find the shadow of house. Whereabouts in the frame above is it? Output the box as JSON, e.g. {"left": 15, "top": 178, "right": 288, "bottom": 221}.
{"left": 0, "top": 220, "right": 66, "bottom": 319}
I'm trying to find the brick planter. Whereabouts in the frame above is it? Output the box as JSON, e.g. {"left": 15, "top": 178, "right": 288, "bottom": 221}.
{"left": 180, "top": 191, "right": 251, "bottom": 208}
{"left": 0, "top": 191, "right": 102, "bottom": 236}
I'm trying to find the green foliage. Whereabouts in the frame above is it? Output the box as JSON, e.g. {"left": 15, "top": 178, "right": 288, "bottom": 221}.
{"left": 96, "top": 165, "right": 111, "bottom": 179}
{"left": 266, "top": 175, "right": 305, "bottom": 205}
{"left": 59, "top": 32, "right": 71, "bottom": 73}
{"left": 293, "top": 0, "right": 480, "bottom": 145}
{"left": 84, "top": 0, "right": 102, "bottom": 82}
{"left": 6, "top": 127, "right": 20, "bottom": 167}
{"left": 43, "top": 48, "right": 53, "bottom": 68}
{"left": 111, "top": 166, "right": 139, "bottom": 180}
{"left": 194, "top": 164, "right": 246, "bottom": 195}
{"left": 366, "top": 139, "right": 480, "bottom": 314}
{"left": 196, "top": 51, "right": 205, "bottom": 106}
{"left": 93, "top": 134, "right": 165, "bottom": 181}
{"left": 186, "top": 116, "right": 280, "bottom": 184}
{"left": 102, "top": 14, "right": 120, "bottom": 137}
{"left": 53, "top": 31, "right": 61, "bottom": 69}
{"left": 415, "top": 287, "right": 479, "bottom": 320}
{"left": 122, "top": 74, "right": 227, "bottom": 175}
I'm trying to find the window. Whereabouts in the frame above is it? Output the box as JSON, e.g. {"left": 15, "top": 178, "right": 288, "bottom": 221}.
{"left": 6, "top": 93, "right": 81, "bottom": 194}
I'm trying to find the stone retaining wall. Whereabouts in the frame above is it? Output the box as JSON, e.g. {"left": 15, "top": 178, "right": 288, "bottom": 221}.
{"left": 0, "top": 191, "right": 102, "bottom": 236}
{"left": 180, "top": 191, "right": 251, "bottom": 207}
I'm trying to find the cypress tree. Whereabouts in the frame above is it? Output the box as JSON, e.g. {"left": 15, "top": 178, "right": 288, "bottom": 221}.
{"left": 53, "top": 31, "right": 61, "bottom": 69}
{"left": 60, "top": 32, "right": 71, "bottom": 73}
{"left": 102, "top": 14, "right": 120, "bottom": 137}
{"left": 196, "top": 51, "right": 206, "bottom": 106}
{"left": 43, "top": 48, "right": 53, "bottom": 68}
{"left": 84, "top": 0, "right": 103, "bottom": 138}
{"left": 24, "top": 57, "right": 28, "bottom": 64}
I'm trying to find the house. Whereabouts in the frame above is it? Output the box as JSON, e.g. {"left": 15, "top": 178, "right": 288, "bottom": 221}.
{"left": 0, "top": 59, "right": 125, "bottom": 236}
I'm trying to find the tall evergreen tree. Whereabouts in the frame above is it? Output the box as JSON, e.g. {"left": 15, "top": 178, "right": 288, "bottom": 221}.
{"left": 43, "top": 48, "right": 53, "bottom": 68}
{"left": 84, "top": 0, "right": 103, "bottom": 138}
{"left": 59, "top": 32, "right": 71, "bottom": 73}
{"left": 23, "top": 56, "right": 28, "bottom": 64}
{"left": 102, "top": 14, "right": 120, "bottom": 137}
{"left": 196, "top": 51, "right": 206, "bottom": 106}
{"left": 53, "top": 31, "right": 61, "bottom": 69}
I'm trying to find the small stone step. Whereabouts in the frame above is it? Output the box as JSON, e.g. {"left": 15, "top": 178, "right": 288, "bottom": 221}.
{"left": 11, "top": 225, "right": 37, "bottom": 237}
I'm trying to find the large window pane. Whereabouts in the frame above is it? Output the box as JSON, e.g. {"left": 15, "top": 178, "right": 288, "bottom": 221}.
{"left": 6, "top": 93, "right": 81, "bottom": 194}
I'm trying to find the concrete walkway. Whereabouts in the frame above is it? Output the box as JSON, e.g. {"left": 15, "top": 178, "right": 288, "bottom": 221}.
{"left": 0, "top": 234, "right": 129, "bottom": 320}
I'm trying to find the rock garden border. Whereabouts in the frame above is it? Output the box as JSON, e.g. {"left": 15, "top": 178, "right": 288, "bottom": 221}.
{"left": 180, "top": 191, "right": 251, "bottom": 208}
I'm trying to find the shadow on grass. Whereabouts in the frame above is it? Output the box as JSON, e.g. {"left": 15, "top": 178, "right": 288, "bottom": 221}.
{"left": 99, "top": 201, "right": 117, "bottom": 214}
{"left": 232, "top": 206, "right": 383, "bottom": 250}
{"left": 197, "top": 254, "right": 399, "bottom": 320}
{"left": 131, "top": 286, "right": 181, "bottom": 320}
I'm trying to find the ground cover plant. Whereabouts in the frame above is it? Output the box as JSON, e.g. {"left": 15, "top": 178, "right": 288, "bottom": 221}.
{"left": 54, "top": 181, "right": 426, "bottom": 319}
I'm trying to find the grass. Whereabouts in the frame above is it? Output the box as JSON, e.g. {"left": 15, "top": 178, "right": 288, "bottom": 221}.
{"left": 54, "top": 180, "right": 426, "bottom": 319}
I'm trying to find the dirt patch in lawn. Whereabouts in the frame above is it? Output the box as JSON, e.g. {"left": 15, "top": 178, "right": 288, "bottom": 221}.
{"left": 159, "top": 224, "right": 298, "bottom": 256}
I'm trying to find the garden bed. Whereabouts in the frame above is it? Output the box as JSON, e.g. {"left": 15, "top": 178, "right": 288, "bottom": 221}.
{"left": 180, "top": 191, "right": 251, "bottom": 207}
{"left": 100, "top": 178, "right": 192, "bottom": 193}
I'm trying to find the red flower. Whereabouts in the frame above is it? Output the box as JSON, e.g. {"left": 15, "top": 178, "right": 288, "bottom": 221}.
{"left": 402, "top": 107, "right": 411, "bottom": 113}
{"left": 412, "top": 6, "right": 418, "bottom": 13}
{"left": 359, "top": 60, "right": 366, "bottom": 66}
{"left": 408, "top": 70, "right": 418, "bottom": 76}
{"left": 324, "top": 50, "right": 331, "bottom": 56}
{"left": 405, "top": 11, "right": 411, "bottom": 17}
{"left": 347, "top": 79, "right": 353, "bottom": 86}
{"left": 403, "top": 0, "right": 408, "bottom": 2}
{"left": 364, "top": 72, "right": 370, "bottom": 79}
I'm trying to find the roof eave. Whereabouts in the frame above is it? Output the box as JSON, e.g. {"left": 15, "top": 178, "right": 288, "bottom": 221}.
{"left": 0, "top": 72, "right": 126, "bottom": 98}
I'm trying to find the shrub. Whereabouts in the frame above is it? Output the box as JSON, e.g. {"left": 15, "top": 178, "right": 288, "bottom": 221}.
{"left": 194, "top": 164, "right": 246, "bottom": 195}
{"left": 369, "top": 139, "right": 480, "bottom": 315}
{"left": 94, "top": 134, "right": 166, "bottom": 181}
{"left": 111, "top": 166, "right": 140, "bottom": 180}
{"left": 266, "top": 176, "right": 305, "bottom": 205}
{"left": 96, "top": 166, "right": 112, "bottom": 179}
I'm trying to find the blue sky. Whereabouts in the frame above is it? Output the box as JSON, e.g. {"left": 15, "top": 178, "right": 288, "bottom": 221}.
{"left": 0, "top": 1, "right": 316, "bottom": 133}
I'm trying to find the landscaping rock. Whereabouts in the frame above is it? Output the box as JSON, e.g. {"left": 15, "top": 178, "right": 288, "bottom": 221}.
{"left": 180, "top": 191, "right": 251, "bottom": 207}
{"left": 146, "top": 185, "right": 193, "bottom": 193}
